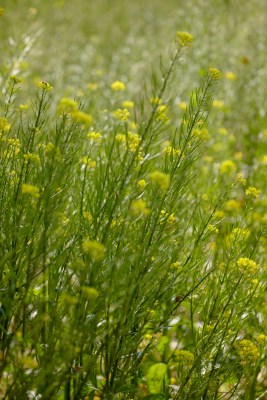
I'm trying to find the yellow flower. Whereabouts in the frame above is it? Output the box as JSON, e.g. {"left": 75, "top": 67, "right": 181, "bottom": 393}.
{"left": 258, "top": 334, "right": 267, "bottom": 345}
{"left": 0, "top": 8, "right": 5, "bottom": 16}
{"left": 23, "top": 153, "right": 41, "bottom": 166}
{"left": 82, "top": 240, "right": 105, "bottom": 261}
{"left": 150, "top": 97, "right": 162, "bottom": 105}
{"left": 224, "top": 199, "right": 241, "bottom": 212}
{"left": 225, "top": 71, "right": 236, "bottom": 80}
{"left": 175, "top": 31, "right": 193, "bottom": 47}
{"left": 0, "top": 117, "right": 11, "bottom": 131}
{"left": 87, "top": 82, "right": 98, "bottom": 91}
{"left": 80, "top": 156, "right": 96, "bottom": 169}
{"left": 57, "top": 97, "right": 78, "bottom": 113}
{"left": 163, "top": 146, "right": 181, "bottom": 157}
{"left": 212, "top": 100, "right": 224, "bottom": 108}
{"left": 83, "top": 211, "right": 93, "bottom": 222}
{"left": 149, "top": 170, "right": 170, "bottom": 191}
{"left": 246, "top": 187, "right": 260, "bottom": 198}
{"left": 111, "top": 80, "right": 125, "bottom": 91}
{"left": 207, "top": 224, "right": 219, "bottom": 234}
{"left": 71, "top": 111, "right": 93, "bottom": 125}
{"left": 235, "top": 339, "right": 260, "bottom": 366}
{"left": 209, "top": 68, "right": 221, "bottom": 79}
{"left": 192, "top": 127, "right": 210, "bottom": 141}
{"left": 113, "top": 108, "right": 130, "bottom": 122}
{"left": 130, "top": 199, "right": 150, "bottom": 216}
{"left": 178, "top": 101, "right": 187, "bottom": 111}
{"left": 38, "top": 81, "right": 53, "bottom": 91}
{"left": 122, "top": 100, "right": 134, "bottom": 109}
{"left": 237, "top": 257, "right": 257, "bottom": 275}
{"left": 137, "top": 179, "right": 147, "bottom": 190}
{"left": 21, "top": 184, "right": 40, "bottom": 198}
{"left": 218, "top": 127, "right": 228, "bottom": 136}
{"left": 19, "top": 104, "right": 29, "bottom": 111}
{"left": 87, "top": 131, "right": 102, "bottom": 142}
{"left": 80, "top": 286, "right": 99, "bottom": 300}
{"left": 236, "top": 173, "right": 246, "bottom": 186}
{"left": 219, "top": 160, "right": 236, "bottom": 174}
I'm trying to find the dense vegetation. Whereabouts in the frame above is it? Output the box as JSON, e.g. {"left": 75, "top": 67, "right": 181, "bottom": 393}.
{"left": 1, "top": 1, "right": 267, "bottom": 399}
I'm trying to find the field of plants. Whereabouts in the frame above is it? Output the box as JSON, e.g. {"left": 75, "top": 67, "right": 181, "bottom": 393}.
{"left": 1, "top": 1, "right": 267, "bottom": 399}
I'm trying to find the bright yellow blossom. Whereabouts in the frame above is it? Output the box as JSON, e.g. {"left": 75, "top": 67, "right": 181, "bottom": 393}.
{"left": 209, "top": 68, "right": 221, "bottom": 79}
{"left": 149, "top": 171, "right": 170, "bottom": 191}
{"left": 237, "top": 257, "right": 257, "bottom": 275}
{"left": 111, "top": 80, "right": 125, "bottom": 91}
{"left": 71, "top": 111, "right": 93, "bottom": 125}
{"left": 21, "top": 184, "right": 40, "bottom": 198}
{"left": 130, "top": 199, "right": 150, "bottom": 216}
{"left": 82, "top": 240, "right": 105, "bottom": 261}
{"left": 175, "top": 31, "right": 193, "bottom": 47}
{"left": 38, "top": 81, "right": 53, "bottom": 91}
{"left": 219, "top": 160, "right": 236, "bottom": 174}
{"left": 113, "top": 108, "right": 130, "bottom": 122}
{"left": 235, "top": 339, "right": 260, "bottom": 366}
{"left": 122, "top": 100, "right": 134, "bottom": 109}
{"left": 246, "top": 187, "right": 260, "bottom": 198}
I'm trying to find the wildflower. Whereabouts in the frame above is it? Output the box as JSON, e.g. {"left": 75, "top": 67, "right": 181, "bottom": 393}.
{"left": 149, "top": 170, "right": 170, "bottom": 191}
{"left": 212, "top": 100, "right": 224, "bottom": 108}
{"left": 23, "top": 153, "right": 41, "bottom": 166}
{"left": 219, "top": 160, "right": 236, "bottom": 174}
{"left": 57, "top": 97, "right": 78, "bottom": 113}
{"left": 80, "top": 286, "right": 99, "bottom": 300}
{"left": 175, "top": 31, "right": 193, "bottom": 47}
{"left": 137, "top": 179, "right": 147, "bottom": 190}
{"left": 178, "top": 101, "right": 187, "bottom": 111}
{"left": 122, "top": 100, "right": 134, "bottom": 109}
{"left": 174, "top": 350, "right": 194, "bottom": 365}
{"left": 83, "top": 211, "right": 93, "bottom": 222}
{"left": 113, "top": 108, "right": 130, "bottom": 122}
{"left": 150, "top": 97, "right": 162, "bottom": 105}
{"left": 258, "top": 334, "right": 267, "bottom": 345}
{"left": 236, "top": 173, "right": 246, "bottom": 186}
{"left": 71, "top": 111, "right": 93, "bottom": 125}
{"left": 225, "top": 71, "right": 236, "bottom": 80}
{"left": 130, "top": 199, "right": 150, "bottom": 216}
{"left": 218, "top": 127, "right": 228, "bottom": 136}
{"left": 163, "top": 146, "right": 181, "bottom": 157}
{"left": 10, "top": 75, "right": 23, "bottom": 84}
{"left": 115, "top": 132, "right": 141, "bottom": 151}
{"left": 170, "top": 261, "right": 181, "bottom": 272}
{"left": 156, "top": 104, "right": 168, "bottom": 121}
{"left": 111, "top": 80, "right": 125, "bottom": 91}
{"left": 235, "top": 339, "right": 260, "bottom": 366}
{"left": 230, "top": 228, "right": 250, "bottom": 242}
{"left": 80, "top": 156, "right": 96, "bottom": 169}
{"left": 0, "top": 117, "right": 11, "bottom": 131}
{"left": 237, "top": 257, "right": 257, "bottom": 275}
{"left": 0, "top": 8, "right": 4, "bottom": 16}
{"left": 224, "top": 199, "right": 241, "bottom": 212}
{"left": 19, "top": 104, "right": 29, "bottom": 111}
{"left": 246, "top": 187, "right": 260, "bottom": 198}
{"left": 87, "top": 82, "right": 98, "bottom": 91}
{"left": 87, "top": 131, "right": 102, "bottom": 142}
{"left": 207, "top": 224, "right": 219, "bottom": 234}
{"left": 209, "top": 68, "right": 221, "bottom": 79}
{"left": 192, "top": 128, "right": 210, "bottom": 141}
{"left": 82, "top": 240, "right": 105, "bottom": 261}
{"left": 38, "top": 81, "right": 53, "bottom": 91}
{"left": 213, "top": 210, "right": 225, "bottom": 219}
{"left": 21, "top": 183, "right": 40, "bottom": 198}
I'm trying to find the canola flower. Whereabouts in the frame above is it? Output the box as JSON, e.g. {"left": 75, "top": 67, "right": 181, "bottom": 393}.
{"left": 209, "top": 68, "right": 221, "bottom": 79}
{"left": 235, "top": 339, "right": 260, "bottom": 366}
{"left": 71, "top": 111, "right": 93, "bottom": 125}
{"left": 0, "top": 117, "right": 11, "bottom": 132}
{"left": 130, "top": 199, "right": 150, "bottom": 216}
{"left": 237, "top": 257, "right": 257, "bottom": 275}
{"left": 122, "top": 100, "right": 134, "bottom": 109}
{"left": 57, "top": 97, "right": 78, "bottom": 113}
{"left": 219, "top": 160, "right": 236, "bottom": 174}
{"left": 111, "top": 80, "right": 125, "bottom": 91}
{"left": 113, "top": 108, "right": 130, "bottom": 122}
{"left": 82, "top": 240, "right": 105, "bottom": 261}
{"left": 246, "top": 186, "right": 260, "bottom": 198}
{"left": 175, "top": 31, "right": 193, "bottom": 47}
{"left": 137, "top": 179, "right": 147, "bottom": 190}
{"left": 87, "top": 131, "right": 102, "bottom": 142}
{"left": 21, "top": 184, "right": 40, "bottom": 198}
{"left": 80, "top": 156, "right": 96, "bottom": 169}
{"left": 38, "top": 81, "right": 53, "bottom": 91}
{"left": 149, "top": 170, "right": 170, "bottom": 191}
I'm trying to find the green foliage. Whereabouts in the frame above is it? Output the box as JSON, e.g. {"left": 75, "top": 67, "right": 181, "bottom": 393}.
{"left": 1, "top": 1, "right": 267, "bottom": 399}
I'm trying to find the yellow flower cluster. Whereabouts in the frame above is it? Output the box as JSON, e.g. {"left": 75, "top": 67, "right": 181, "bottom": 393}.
{"left": 245, "top": 187, "right": 260, "bottom": 198}
{"left": 23, "top": 153, "right": 41, "bottom": 166}
{"left": 235, "top": 339, "right": 260, "bottom": 366}
{"left": 122, "top": 100, "right": 134, "bottom": 109}
{"left": 21, "top": 183, "right": 40, "bottom": 198}
{"left": 113, "top": 108, "right": 130, "bottom": 122}
{"left": 149, "top": 170, "right": 170, "bottom": 191}
{"left": 175, "top": 31, "right": 193, "bottom": 47}
{"left": 0, "top": 117, "right": 11, "bottom": 132}
{"left": 80, "top": 156, "right": 96, "bottom": 169}
{"left": 83, "top": 211, "right": 93, "bottom": 222}
{"left": 209, "top": 68, "right": 221, "bottom": 80}
{"left": 137, "top": 179, "right": 147, "bottom": 190}
{"left": 111, "top": 80, "right": 125, "bottom": 91}
{"left": 115, "top": 132, "right": 141, "bottom": 151}
{"left": 237, "top": 257, "right": 257, "bottom": 275}
{"left": 130, "top": 199, "right": 150, "bottom": 216}
{"left": 82, "top": 239, "right": 105, "bottom": 261}
{"left": 38, "top": 81, "right": 53, "bottom": 91}
{"left": 87, "top": 131, "right": 102, "bottom": 142}
{"left": 219, "top": 160, "right": 236, "bottom": 174}
{"left": 71, "top": 111, "right": 93, "bottom": 125}
{"left": 192, "top": 128, "right": 210, "bottom": 141}
{"left": 57, "top": 97, "right": 78, "bottom": 113}
{"left": 163, "top": 146, "right": 181, "bottom": 157}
